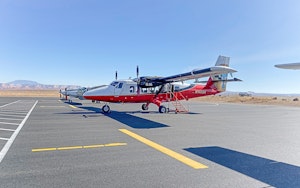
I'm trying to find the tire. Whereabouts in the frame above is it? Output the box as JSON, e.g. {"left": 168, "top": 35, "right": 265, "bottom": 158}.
{"left": 102, "top": 105, "right": 111, "bottom": 113}
{"left": 142, "top": 104, "right": 149, "bottom": 110}
{"left": 159, "top": 105, "right": 167, "bottom": 113}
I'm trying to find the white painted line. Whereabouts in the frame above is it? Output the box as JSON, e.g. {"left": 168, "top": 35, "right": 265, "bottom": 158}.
{"left": 0, "top": 111, "right": 27, "bottom": 115}
{"left": 0, "top": 114, "right": 25, "bottom": 118}
{"left": 0, "top": 137, "right": 9, "bottom": 141}
{"left": 0, "top": 122, "right": 19, "bottom": 125}
{"left": 0, "top": 128, "right": 15, "bottom": 132}
{"left": 0, "top": 117, "right": 23, "bottom": 121}
{"left": 0, "top": 100, "right": 38, "bottom": 163}
{"left": 0, "top": 101, "right": 20, "bottom": 108}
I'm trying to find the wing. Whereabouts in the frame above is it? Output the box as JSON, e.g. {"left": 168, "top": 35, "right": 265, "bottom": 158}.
{"left": 137, "top": 66, "right": 237, "bottom": 88}
{"left": 136, "top": 55, "right": 237, "bottom": 88}
{"left": 161, "top": 66, "right": 237, "bottom": 82}
{"left": 275, "top": 63, "right": 300, "bottom": 70}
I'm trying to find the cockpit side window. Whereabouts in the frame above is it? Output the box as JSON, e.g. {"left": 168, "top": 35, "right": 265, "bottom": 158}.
{"left": 118, "top": 83, "right": 123, "bottom": 88}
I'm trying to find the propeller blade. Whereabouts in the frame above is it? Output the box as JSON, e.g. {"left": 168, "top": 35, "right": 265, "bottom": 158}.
{"left": 136, "top": 66, "right": 140, "bottom": 94}
{"left": 115, "top": 71, "right": 118, "bottom": 80}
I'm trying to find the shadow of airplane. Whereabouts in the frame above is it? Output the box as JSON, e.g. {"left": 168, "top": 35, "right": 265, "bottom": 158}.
{"left": 107, "top": 111, "right": 169, "bottom": 129}
{"left": 63, "top": 101, "right": 83, "bottom": 105}
{"left": 59, "top": 104, "right": 170, "bottom": 129}
{"left": 185, "top": 146, "right": 300, "bottom": 188}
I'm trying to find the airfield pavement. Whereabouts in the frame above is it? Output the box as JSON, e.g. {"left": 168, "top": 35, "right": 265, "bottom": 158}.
{"left": 0, "top": 94, "right": 300, "bottom": 188}
{"left": 1, "top": 89, "right": 300, "bottom": 107}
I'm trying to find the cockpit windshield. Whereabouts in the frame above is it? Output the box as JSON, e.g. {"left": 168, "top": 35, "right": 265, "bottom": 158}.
{"left": 110, "top": 81, "right": 119, "bottom": 87}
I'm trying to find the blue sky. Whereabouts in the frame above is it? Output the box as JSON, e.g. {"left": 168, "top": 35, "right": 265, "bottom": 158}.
{"left": 1, "top": 0, "right": 300, "bottom": 93}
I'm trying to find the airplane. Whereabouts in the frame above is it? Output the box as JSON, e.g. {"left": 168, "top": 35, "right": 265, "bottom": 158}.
{"left": 275, "top": 62, "right": 300, "bottom": 70}
{"left": 83, "top": 55, "right": 240, "bottom": 113}
{"left": 60, "top": 85, "right": 106, "bottom": 102}
{"left": 60, "top": 87, "right": 87, "bottom": 100}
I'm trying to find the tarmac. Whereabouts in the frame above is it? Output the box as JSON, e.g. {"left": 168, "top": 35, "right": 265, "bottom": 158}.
{"left": 1, "top": 97, "right": 300, "bottom": 188}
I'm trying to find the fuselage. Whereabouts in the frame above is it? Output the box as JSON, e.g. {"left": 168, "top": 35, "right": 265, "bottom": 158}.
{"left": 60, "top": 87, "right": 87, "bottom": 99}
{"left": 83, "top": 79, "right": 219, "bottom": 106}
{"left": 275, "top": 62, "right": 300, "bottom": 70}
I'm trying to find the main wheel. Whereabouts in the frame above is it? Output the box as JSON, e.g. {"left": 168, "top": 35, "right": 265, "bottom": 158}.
{"left": 159, "top": 105, "right": 167, "bottom": 113}
{"left": 142, "top": 104, "right": 149, "bottom": 110}
{"left": 102, "top": 105, "right": 111, "bottom": 113}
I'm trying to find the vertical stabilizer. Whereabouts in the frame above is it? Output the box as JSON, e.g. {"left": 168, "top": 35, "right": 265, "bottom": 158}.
{"left": 212, "top": 55, "right": 230, "bottom": 92}
{"left": 215, "top": 55, "right": 230, "bottom": 66}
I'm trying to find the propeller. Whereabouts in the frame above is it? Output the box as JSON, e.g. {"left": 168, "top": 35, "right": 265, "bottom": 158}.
{"left": 136, "top": 66, "right": 140, "bottom": 94}
{"left": 115, "top": 71, "right": 118, "bottom": 80}
{"left": 134, "top": 65, "right": 165, "bottom": 90}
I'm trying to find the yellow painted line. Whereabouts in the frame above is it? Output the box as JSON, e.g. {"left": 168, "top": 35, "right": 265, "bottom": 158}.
{"left": 104, "top": 143, "right": 127, "bottom": 147}
{"left": 119, "top": 129, "right": 208, "bottom": 169}
{"left": 32, "top": 142, "right": 127, "bottom": 152}
{"left": 69, "top": 105, "right": 77, "bottom": 109}
{"left": 83, "top": 144, "right": 105, "bottom": 149}
{"left": 58, "top": 146, "right": 83, "bottom": 150}
{"left": 32, "top": 148, "right": 57, "bottom": 152}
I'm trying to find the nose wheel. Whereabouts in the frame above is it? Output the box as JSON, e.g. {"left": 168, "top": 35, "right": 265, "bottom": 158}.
{"left": 102, "top": 105, "right": 111, "bottom": 113}
{"left": 159, "top": 105, "right": 168, "bottom": 113}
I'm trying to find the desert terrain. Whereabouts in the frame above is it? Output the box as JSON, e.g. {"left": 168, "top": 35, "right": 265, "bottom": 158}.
{"left": 0, "top": 90, "right": 60, "bottom": 98}
{"left": 0, "top": 90, "right": 300, "bottom": 107}
{"left": 193, "top": 95, "right": 300, "bottom": 107}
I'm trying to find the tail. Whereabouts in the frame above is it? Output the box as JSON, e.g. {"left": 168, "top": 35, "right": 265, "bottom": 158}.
{"left": 205, "top": 55, "right": 230, "bottom": 92}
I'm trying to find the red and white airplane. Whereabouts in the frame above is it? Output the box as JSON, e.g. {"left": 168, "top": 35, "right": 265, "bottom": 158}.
{"left": 83, "top": 55, "right": 240, "bottom": 113}
{"left": 60, "top": 85, "right": 106, "bottom": 101}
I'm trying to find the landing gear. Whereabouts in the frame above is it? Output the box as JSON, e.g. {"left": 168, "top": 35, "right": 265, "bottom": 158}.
{"left": 142, "top": 103, "right": 149, "bottom": 111}
{"left": 102, "top": 105, "right": 111, "bottom": 113}
{"left": 159, "top": 105, "right": 168, "bottom": 113}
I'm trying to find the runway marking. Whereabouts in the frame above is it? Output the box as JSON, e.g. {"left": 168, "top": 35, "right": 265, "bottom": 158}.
{"left": 0, "top": 114, "right": 26, "bottom": 118}
{"left": 0, "top": 111, "right": 27, "bottom": 115}
{"left": 40, "top": 106, "right": 66, "bottom": 108}
{"left": 32, "top": 142, "right": 127, "bottom": 152}
{"left": 119, "top": 129, "right": 208, "bottom": 169}
{"left": 0, "top": 100, "right": 20, "bottom": 108}
{"left": 69, "top": 105, "right": 77, "bottom": 109}
{"left": 0, "top": 128, "right": 15, "bottom": 132}
{"left": 0, "top": 137, "right": 9, "bottom": 141}
{"left": 58, "top": 146, "right": 83, "bottom": 150}
{"left": 0, "top": 122, "right": 19, "bottom": 125}
{"left": 0, "top": 117, "right": 23, "bottom": 121}
{"left": 0, "top": 100, "right": 38, "bottom": 163}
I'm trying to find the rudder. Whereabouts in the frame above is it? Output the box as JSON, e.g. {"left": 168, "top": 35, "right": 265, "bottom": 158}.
{"left": 212, "top": 55, "right": 230, "bottom": 92}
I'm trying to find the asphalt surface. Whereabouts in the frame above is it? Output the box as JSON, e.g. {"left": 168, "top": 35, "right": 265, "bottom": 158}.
{"left": 1, "top": 97, "right": 300, "bottom": 188}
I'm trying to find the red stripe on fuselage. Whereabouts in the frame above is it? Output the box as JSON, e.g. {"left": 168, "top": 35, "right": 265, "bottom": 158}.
{"left": 84, "top": 84, "right": 219, "bottom": 104}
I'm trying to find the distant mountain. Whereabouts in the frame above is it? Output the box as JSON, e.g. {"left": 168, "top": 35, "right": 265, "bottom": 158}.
{"left": 7, "top": 80, "right": 40, "bottom": 86}
{"left": 219, "top": 91, "right": 300, "bottom": 97}
{"left": 0, "top": 80, "right": 80, "bottom": 90}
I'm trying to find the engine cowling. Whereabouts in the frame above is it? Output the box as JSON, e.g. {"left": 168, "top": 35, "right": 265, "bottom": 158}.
{"left": 137, "top": 76, "right": 164, "bottom": 88}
